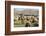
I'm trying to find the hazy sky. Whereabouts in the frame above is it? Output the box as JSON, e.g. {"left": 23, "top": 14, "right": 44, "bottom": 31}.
{"left": 14, "top": 8, "right": 38, "bottom": 11}
{"left": 14, "top": 8, "right": 34, "bottom": 11}
{"left": 15, "top": 8, "right": 25, "bottom": 11}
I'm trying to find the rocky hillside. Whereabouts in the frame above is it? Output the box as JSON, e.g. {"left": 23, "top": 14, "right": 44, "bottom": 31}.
{"left": 14, "top": 9, "right": 39, "bottom": 16}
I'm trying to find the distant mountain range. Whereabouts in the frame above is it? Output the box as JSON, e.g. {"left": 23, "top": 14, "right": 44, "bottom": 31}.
{"left": 14, "top": 9, "right": 39, "bottom": 16}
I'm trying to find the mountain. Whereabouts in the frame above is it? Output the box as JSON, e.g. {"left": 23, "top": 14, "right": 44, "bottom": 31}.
{"left": 14, "top": 9, "right": 39, "bottom": 16}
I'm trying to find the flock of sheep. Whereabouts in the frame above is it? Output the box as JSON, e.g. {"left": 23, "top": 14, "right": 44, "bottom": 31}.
{"left": 14, "top": 15, "right": 39, "bottom": 27}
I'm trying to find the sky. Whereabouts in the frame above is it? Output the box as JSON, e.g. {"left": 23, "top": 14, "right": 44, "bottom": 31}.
{"left": 14, "top": 8, "right": 39, "bottom": 12}
{"left": 14, "top": 8, "right": 32, "bottom": 11}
